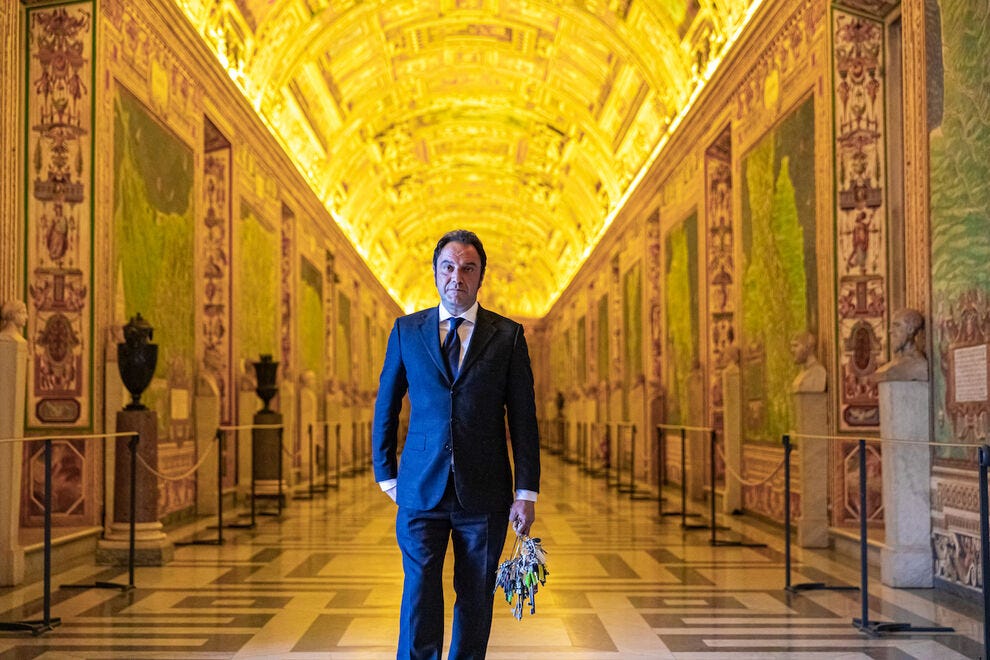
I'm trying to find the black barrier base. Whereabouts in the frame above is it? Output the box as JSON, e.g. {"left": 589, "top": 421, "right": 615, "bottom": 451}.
{"left": 213, "top": 521, "right": 256, "bottom": 529}
{"left": 175, "top": 538, "right": 223, "bottom": 546}
{"left": 0, "top": 618, "right": 62, "bottom": 636}
{"left": 787, "top": 582, "right": 857, "bottom": 592}
{"left": 853, "top": 618, "right": 955, "bottom": 636}
{"left": 681, "top": 520, "right": 710, "bottom": 530}
{"left": 61, "top": 580, "right": 134, "bottom": 592}
{"left": 711, "top": 538, "right": 766, "bottom": 548}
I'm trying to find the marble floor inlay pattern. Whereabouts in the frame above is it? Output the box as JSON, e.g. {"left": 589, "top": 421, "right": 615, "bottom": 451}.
{"left": 0, "top": 454, "right": 984, "bottom": 659}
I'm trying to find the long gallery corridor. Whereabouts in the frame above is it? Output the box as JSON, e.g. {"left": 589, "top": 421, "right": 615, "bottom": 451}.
{"left": 0, "top": 451, "right": 984, "bottom": 660}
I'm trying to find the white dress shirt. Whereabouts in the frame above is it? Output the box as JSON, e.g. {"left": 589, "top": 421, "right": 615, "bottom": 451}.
{"left": 378, "top": 302, "right": 537, "bottom": 503}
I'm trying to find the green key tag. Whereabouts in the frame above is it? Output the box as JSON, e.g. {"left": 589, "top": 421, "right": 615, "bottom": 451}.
{"left": 493, "top": 533, "right": 550, "bottom": 620}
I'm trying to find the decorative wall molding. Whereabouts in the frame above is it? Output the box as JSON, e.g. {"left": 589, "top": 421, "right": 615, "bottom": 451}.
{"left": 200, "top": 121, "right": 233, "bottom": 426}
{"left": 705, "top": 130, "right": 734, "bottom": 434}
{"left": 832, "top": 8, "right": 887, "bottom": 431}
{"left": 280, "top": 203, "right": 295, "bottom": 383}
{"left": 735, "top": 0, "right": 823, "bottom": 124}
{"left": 25, "top": 1, "right": 94, "bottom": 428}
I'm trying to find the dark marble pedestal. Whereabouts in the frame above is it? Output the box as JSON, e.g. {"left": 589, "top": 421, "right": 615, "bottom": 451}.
{"left": 97, "top": 409, "right": 173, "bottom": 566}
{"left": 252, "top": 410, "right": 286, "bottom": 504}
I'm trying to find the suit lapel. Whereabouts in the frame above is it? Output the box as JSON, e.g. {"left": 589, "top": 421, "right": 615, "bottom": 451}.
{"left": 459, "top": 306, "right": 496, "bottom": 376}
{"left": 416, "top": 307, "right": 450, "bottom": 382}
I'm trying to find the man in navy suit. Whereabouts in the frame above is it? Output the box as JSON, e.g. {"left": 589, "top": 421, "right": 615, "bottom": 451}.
{"left": 373, "top": 229, "right": 541, "bottom": 659}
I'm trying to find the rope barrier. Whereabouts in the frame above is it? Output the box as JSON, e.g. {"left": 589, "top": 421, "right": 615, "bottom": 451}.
{"left": 0, "top": 431, "right": 138, "bottom": 444}
{"left": 217, "top": 423, "right": 283, "bottom": 431}
{"left": 656, "top": 423, "right": 713, "bottom": 433}
{"left": 786, "top": 430, "right": 982, "bottom": 449}
{"left": 136, "top": 440, "right": 217, "bottom": 482}
{"left": 714, "top": 442, "right": 787, "bottom": 488}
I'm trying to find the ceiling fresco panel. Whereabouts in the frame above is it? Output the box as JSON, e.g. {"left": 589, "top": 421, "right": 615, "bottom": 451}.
{"left": 174, "top": 0, "right": 762, "bottom": 316}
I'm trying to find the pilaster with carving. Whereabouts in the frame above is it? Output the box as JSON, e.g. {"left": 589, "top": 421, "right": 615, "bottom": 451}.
{"left": 280, "top": 203, "right": 295, "bottom": 386}
{"left": 1, "top": 3, "right": 22, "bottom": 305}
{"left": 645, "top": 211, "right": 662, "bottom": 394}
{"left": 201, "top": 122, "right": 233, "bottom": 426}
{"left": 705, "top": 132, "right": 734, "bottom": 434}
{"left": 25, "top": 2, "right": 94, "bottom": 428}
{"left": 832, "top": 8, "right": 888, "bottom": 432}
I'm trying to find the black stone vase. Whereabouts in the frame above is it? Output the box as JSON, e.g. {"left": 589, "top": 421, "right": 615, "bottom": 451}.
{"left": 117, "top": 313, "right": 158, "bottom": 411}
{"left": 253, "top": 354, "right": 279, "bottom": 412}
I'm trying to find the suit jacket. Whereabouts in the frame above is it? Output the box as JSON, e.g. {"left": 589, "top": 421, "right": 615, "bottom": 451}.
{"left": 372, "top": 305, "right": 540, "bottom": 512}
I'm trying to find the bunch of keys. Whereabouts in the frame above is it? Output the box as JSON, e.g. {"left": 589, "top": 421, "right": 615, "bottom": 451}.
{"left": 494, "top": 534, "right": 549, "bottom": 620}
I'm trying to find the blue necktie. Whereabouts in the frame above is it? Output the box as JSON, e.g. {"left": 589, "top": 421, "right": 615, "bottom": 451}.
{"left": 443, "top": 317, "right": 464, "bottom": 380}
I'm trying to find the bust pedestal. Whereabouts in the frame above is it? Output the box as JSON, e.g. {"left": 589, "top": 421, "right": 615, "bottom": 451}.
{"left": 0, "top": 332, "right": 27, "bottom": 585}
{"left": 721, "top": 363, "right": 743, "bottom": 514}
{"left": 194, "top": 374, "right": 220, "bottom": 514}
{"left": 97, "top": 409, "right": 173, "bottom": 565}
{"left": 252, "top": 410, "right": 285, "bottom": 503}
{"left": 687, "top": 366, "right": 705, "bottom": 501}
{"left": 878, "top": 379, "right": 933, "bottom": 587}
{"left": 791, "top": 390, "right": 829, "bottom": 548}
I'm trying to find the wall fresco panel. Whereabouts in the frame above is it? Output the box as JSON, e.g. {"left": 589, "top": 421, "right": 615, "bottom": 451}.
{"left": 112, "top": 84, "right": 197, "bottom": 516}
{"left": 929, "top": 0, "right": 990, "bottom": 595}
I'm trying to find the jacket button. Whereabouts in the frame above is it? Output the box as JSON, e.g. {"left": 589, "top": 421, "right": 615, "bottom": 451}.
{"left": 444, "top": 444, "right": 451, "bottom": 451}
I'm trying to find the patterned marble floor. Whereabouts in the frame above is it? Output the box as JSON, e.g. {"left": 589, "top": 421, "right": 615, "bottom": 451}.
{"left": 0, "top": 453, "right": 984, "bottom": 659}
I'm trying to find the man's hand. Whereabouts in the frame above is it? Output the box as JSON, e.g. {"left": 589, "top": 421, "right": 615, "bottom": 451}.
{"left": 385, "top": 486, "right": 397, "bottom": 503}
{"left": 509, "top": 499, "right": 535, "bottom": 536}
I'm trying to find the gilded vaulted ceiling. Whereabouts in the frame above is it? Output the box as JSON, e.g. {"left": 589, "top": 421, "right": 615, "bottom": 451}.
{"left": 173, "top": 0, "right": 760, "bottom": 317}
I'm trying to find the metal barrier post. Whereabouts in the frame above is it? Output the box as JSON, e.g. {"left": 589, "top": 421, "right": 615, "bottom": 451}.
{"left": 852, "top": 438, "right": 951, "bottom": 635}
{"left": 0, "top": 438, "right": 62, "bottom": 634}
{"left": 656, "top": 426, "right": 665, "bottom": 518}
{"left": 295, "top": 424, "right": 317, "bottom": 499}
{"left": 854, "top": 439, "right": 871, "bottom": 631}
{"left": 217, "top": 429, "right": 224, "bottom": 543}
{"left": 323, "top": 424, "right": 332, "bottom": 489}
{"left": 784, "top": 434, "right": 792, "bottom": 589}
{"left": 706, "top": 430, "right": 758, "bottom": 546}
{"left": 978, "top": 445, "right": 990, "bottom": 658}
{"left": 680, "top": 427, "right": 688, "bottom": 527}
{"left": 335, "top": 423, "right": 342, "bottom": 487}
{"left": 783, "top": 433, "right": 854, "bottom": 592}
{"left": 63, "top": 433, "right": 139, "bottom": 588}
{"left": 277, "top": 427, "right": 285, "bottom": 516}
{"left": 44, "top": 440, "right": 53, "bottom": 621}
{"left": 710, "top": 429, "right": 717, "bottom": 545}
{"left": 126, "top": 434, "right": 138, "bottom": 588}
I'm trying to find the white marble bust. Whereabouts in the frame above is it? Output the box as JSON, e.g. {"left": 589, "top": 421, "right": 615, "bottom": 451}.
{"left": 0, "top": 300, "right": 27, "bottom": 343}
{"left": 874, "top": 308, "right": 928, "bottom": 382}
{"left": 790, "top": 331, "right": 826, "bottom": 393}
{"left": 300, "top": 369, "right": 317, "bottom": 391}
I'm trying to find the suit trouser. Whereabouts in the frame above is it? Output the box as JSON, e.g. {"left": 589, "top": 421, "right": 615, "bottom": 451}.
{"left": 395, "top": 476, "right": 508, "bottom": 660}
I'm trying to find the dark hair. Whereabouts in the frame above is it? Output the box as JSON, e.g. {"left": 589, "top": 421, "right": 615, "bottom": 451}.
{"left": 433, "top": 230, "right": 487, "bottom": 283}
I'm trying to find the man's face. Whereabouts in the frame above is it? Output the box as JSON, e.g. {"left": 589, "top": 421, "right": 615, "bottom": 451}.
{"left": 434, "top": 241, "right": 482, "bottom": 315}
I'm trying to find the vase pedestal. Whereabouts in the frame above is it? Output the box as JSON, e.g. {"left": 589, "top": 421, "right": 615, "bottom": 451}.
{"left": 97, "top": 409, "right": 173, "bottom": 566}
